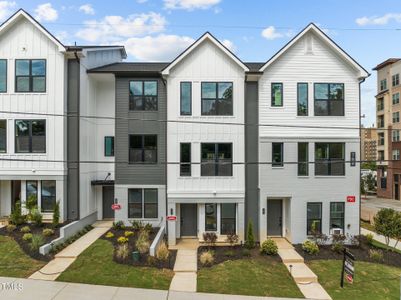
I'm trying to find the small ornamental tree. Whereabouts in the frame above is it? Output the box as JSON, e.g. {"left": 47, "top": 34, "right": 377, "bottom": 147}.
{"left": 245, "top": 221, "right": 255, "bottom": 249}
{"left": 53, "top": 201, "right": 60, "bottom": 226}
{"left": 374, "top": 208, "right": 400, "bottom": 247}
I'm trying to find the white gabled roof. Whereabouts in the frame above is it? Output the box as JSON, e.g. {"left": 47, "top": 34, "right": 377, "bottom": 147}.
{"left": 259, "top": 23, "right": 369, "bottom": 79}
{"left": 0, "top": 9, "right": 65, "bottom": 52}
{"left": 162, "top": 32, "right": 249, "bottom": 75}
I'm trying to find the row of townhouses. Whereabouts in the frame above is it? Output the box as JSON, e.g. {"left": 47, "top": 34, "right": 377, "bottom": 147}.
{"left": 0, "top": 9, "right": 369, "bottom": 245}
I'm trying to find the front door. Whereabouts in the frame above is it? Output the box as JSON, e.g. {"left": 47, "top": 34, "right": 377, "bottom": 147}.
{"left": 180, "top": 204, "right": 197, "bottom": 237}
{"left": 11, "top": 180, "right": 21, "bottom": 211}
{"left": 102, "top": 186, "right": 115, "bottom": 219}
{"left": 267, "top": 199, "right": 282, "bottom": 236}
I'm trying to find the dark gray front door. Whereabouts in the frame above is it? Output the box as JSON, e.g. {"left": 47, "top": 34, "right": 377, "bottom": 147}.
{"left": 267, "top": 199, "right": 282, "bottom": 236}
{"left": 180, "top": 204, "right": 197, "bottom": 236}
{"left": 102, "top": 186, "right": 115, "bottom": 219}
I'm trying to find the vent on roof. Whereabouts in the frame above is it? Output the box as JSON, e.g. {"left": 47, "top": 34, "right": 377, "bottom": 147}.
{"left": 305, "top": 35, "right": 313, "bottom": 55}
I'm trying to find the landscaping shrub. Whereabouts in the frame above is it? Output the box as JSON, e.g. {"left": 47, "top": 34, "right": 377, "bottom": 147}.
{"left": 203, "top": 232, "right": 217, "bottom": 247}
{"left": 6, "top": 224, "right": 16, "bottom": 232}
{"left": 130, "top": 220, "right": 144, "bottom": 231}
{"left": 42, "top": 228, "right": 54, "bottom": 236}
{"left": 260, "top": 238, "right": 278, "bottom": 255}
{"left": 117, "top": 237, "right": 129, "bottom": 244}
{"left": 20, "top": 226, "right": 31, "bottom": 233}
{"left": 115, "top": 244, "right": 129, "bottom": 261}
{"left": 144, "top": 223, "right": 153, "bottom": 233}
{"left": 105, "top": 232, "right": 114, "bottom": 238}
{"left": 26, "top": 194, "right": 38, "bottom": 219}
{"left": 112, "top": 221, "right": 125, "bottom": 230}
{"left": 22, "top": 233, "right": 33, "bottom": 241}
{"left": 30, "top": 234, "right": 45, "bottom": 251}
{"left": 156, "top": 241, "right": 169, "bottom": 261}
{"left": 136, "top": 231, "right": 150, "bottom": 254}
{"left": 331, "top": 234, "right": 346, "bottom": 253}
{"left": 245, "top": 221, "right": 255, "bottom": 249}
{"left": 374, "top": 208, "right": 401, "bottom": 247}
{"left": 315, "top": 233, "right": 329, "bottom": 246}
{"left": 366, "top": 233, "right": 374, "bottom": 245}
{"left": 241, "top": 248, "right": 251, "bottom": 257}
{"left": 30, "top": 208, "right": 43, "bottom": 227}
{"left": 349, "top": 234, "right": 361, "bottom": 247}
{"left": 226, "top": 232, "right": 239, "bottom": 246}
{"left": 302, "top": 240, "right": 319, "bottom": 255}
{"left": 9, "top": 201, "right": 26, "bottom": 225}
{"left": 369, "top": 249, "right": 384, "bottom": 262}
{"left": 147, "top": 255, "right": 158, "bottom": 266}
{"left": 52, "top": 201, "right": 60, "bottom": 226}
{"left": 124, "top": 231, "right": 134, "bottom": 237}
{"left": 200, "top": 251, "right": 214, "bottom": 266}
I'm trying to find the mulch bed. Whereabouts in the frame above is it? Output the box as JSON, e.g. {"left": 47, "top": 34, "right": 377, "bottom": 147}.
{"left": 101, "top": 226, "right": 177, "bottom": 269}
{"left": 294, "top": 236, "right": 401, "bottom": 269}
{"left": 0, "top": 222, "right": 67, "bottom": 261}
{"left": 198, "top": 245, "right": 281, "bottom": 269}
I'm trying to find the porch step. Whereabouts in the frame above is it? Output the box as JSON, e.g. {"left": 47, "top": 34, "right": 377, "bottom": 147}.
{"left": 284, "top": 262, "right": 318, "bottom": 284}
{"left": 278, "top": 249, "right": 304, "bottom": 263}
{"left": 271, "top": 237, "right": 294, "bottom": 249}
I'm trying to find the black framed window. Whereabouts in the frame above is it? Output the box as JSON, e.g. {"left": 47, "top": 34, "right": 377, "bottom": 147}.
{"left": 26, "top": 181, "right": 38, "bottom": 206}
{"left": 378, "top": 132, "right": 385, "bottom": 145}
{"left": 15, "top": 120, "right": 46, "bottom": 153}
{"left": 298, "top": 142, "right": 309, "bottom": 176}
{"left": 180, "top": 143, "right": 191, "bottom": 176}
{"left": 144, "top": 189, "right": 158, "bottom": 218}
{"left": 128, "top": 188, "right": 158, "bottom": 219}
{"left": 129, "top": 80, "right": 158, "bottom": 111}
{"left": 0, "top": 120, "right": 6, "bottom": 153}
{"left": 201, "top": 143, "right": 232, "bottom": 176}
{"left": 201, "top": 82, "right": 233, "bottom": 115}
{"left": 271, "top": 83, "right": 283, "bottom": 107}
{"left": 15, "top": 59, "right": 46, "bottom": 92}
{"left": 129, "top": 135, "right": 157, "bottom": 163}
{"left": 272, "top": 143, "right": 283, "bottom": 167}
{"left": 393, "top": 112, "right": 400, "bottom": 123}
{"left": 297, "top": 83, "right": 308, "bottom": 115}
{"left": 128, "top": 189, "right": 142, "bottom": 218}
{"left": 205, "top": 203, "right": 217, "bottom": 231}
{"left": 104, "top": 136, "right": 114, "bottom": 157}
{"left": 180, "top": 82, "right": 192, "bottom": 115}
{"left": 315, "top": 143, "right": 345, "bottom": 176}
{"left": 380, "top": 79, "right": 387, "bottom": 91}
{"left": 41, "top": 180, "right": 56, "bottom": 212}
{"left": 0, "top": 59, "right": 6, "bottom": 92}
{"left": 314, "top": 83, "right": 344, "bottom": 116}
{"left": 330, "top": 202, "right": 345, "bottom": 231}
{"left": 393, "top": 93, "right": 400, "bottom": 105}
{"left": 393, "top": 74, "right": 400, "bottom": 87}
{"left": 307, "top": 202, "right": 322, "bottom": 235}
{"left": 378, "top": 115, "right": 384, "bottom": 128}
{"left": 221, "top": 203, "right": 236, "bottom": 234}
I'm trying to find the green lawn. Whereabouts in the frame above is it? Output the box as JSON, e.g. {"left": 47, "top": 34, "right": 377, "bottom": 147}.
{"left": 57, "top": 239, "right": 174, "bottom": 290}
{"left": 0, "top": 235, "right": 46, "bottom": 277}
{"left": 308, "top": 259, "right": 401, "bottom": 300}
{"left": 197, "top": 257, "right": 303, "bottom": 298}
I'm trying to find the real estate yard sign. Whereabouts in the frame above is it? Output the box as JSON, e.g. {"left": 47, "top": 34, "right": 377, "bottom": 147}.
{"left": 341, "top": 248, "right": 355, "bottom": 287}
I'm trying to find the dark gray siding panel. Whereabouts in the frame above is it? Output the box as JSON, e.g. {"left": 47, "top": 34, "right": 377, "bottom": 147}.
{"left": 67, "top": 59, "right": 80, "bottom": 220}
{"left": 245, "top": 81, "right": 259, "bottom": 238}
{"left": 115, "top": 77, "right": 167, "bottom": 185}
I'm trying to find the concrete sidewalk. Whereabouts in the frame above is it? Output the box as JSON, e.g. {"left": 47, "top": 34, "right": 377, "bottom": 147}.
{"left": 170, "top": 249, "right": 198, "bottom": 292}
{"left": 0, "top": 277, "right": 306, "bottom": 300}
{"left": 361, "top": 228, "right": 401, "bottom": 251}
{"left": 29, "top": 221, "right": 112, "bottom": 281}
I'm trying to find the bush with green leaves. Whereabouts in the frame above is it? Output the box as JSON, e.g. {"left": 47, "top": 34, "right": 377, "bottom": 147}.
{"left": 365, "top": 233, "right": 374, "bottom": 245}
{"left": 260, "top": 238, "right": 278, "bottom": 255}
{"left": 302, "top": 240, "right": 319, "bottom": 255}
{"left": 42, "top": 228, "right": 54, "bottom": 236}
{"left": 26, "top": 194, "right": 38, "bottom": 217}
{"left": 136, "top": 230, "right": 150, "bottom": 254}
{"left": 331, "top": 234, "right": 346, "bottom": 253}
{"left": 130, "top": 220, "right": 144, "bottom": 231}
{"left": 374, "top": 208, "right": 401, "bottom": 248}
{"left": 115, "top": 244, "right": 129, "bottom": 261}
{"left": 245, "top": 221, "right": 255, "bottom": 249}
{"left": 20, "top": 226, "right": 31, "bottom": 233}
{"left": 369, "top": 249, "right": 384, "bottom": 262}
{"left": 200, "top": 250, "right": 214, "bottom": 266}
{"left": 52, "top": 201, "right": 60, "bottom": 226}
{"left": 30, "top": 208, "right": 43, "bottom": 227}
{"left": 117, "top": 237, "right": 128, "bottom": 244}
{"left": 30, "top": 234, "right": 45, "bottom": 251}
{"left": 22, "top": 233, "right": 33, "bottom": 241}
{"left": 9, "top": 201, "right": 26, "bottom": 225}
{"left": 105, "top": 231, "right": 114, "bottom": 238}
{"left": 112, "top": 220, "right": 125, "bottom": 230}
{"left": 6, "top": 224, "right": 16, "bottom": 232}
{"left": 124, "top": 231, "right": 134, "bottom": 237}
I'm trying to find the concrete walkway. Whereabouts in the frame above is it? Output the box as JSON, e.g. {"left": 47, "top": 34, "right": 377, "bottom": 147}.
{"left": 361, "top": 228, "right": 401, "bottom": 250}
{"left": 273, "top": 238, "right": 332, "bottom": 300}
{"left": 0, "top": 277, "right": 305, "bottom": 300}
{"left": 169, "top": 239, "right": 199, "bottom": 292}
{"left": 29, "top": 220, "right": 112, "bottom": 281}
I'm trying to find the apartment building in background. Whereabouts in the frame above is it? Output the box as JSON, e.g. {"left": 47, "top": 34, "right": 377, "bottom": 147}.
{"left": 361, "top": 126, "right": 378, "bottom": 162}
{"left": 375, "top": 58, "right": 401, "bottom": 200}
{"left": 0, "top": 9, "right": 369, "bottom": 244}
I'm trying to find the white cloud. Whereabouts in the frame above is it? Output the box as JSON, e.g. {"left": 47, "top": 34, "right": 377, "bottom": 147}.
{"left": 221, "top": 39, "right": 236, "bottom": 52}
{"left": 0, "top": 1, "right": 16, "bottom": 22}
{"left": 76, "top": 12, "right": 166, "bottom": 43}
{"left": 34, "top": 3, "right": 58, "bottom": 22}
{"left": 164, "top": 0, "right": 221, "bottom": 11}
{"left": 261, "top": 26, "right": 283, "bottom": 40}
{"left": 356, "top": 13, "right": 401, "bottom": 26}
{"left": 79, "top": 4, "right": 95, "bottom": 15}
{"left": 122, "top": 34, "right": 194, "bottom": 61}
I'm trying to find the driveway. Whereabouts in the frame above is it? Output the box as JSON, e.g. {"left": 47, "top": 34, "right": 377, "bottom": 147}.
{"left": 361, "top": 195, "right": 401, "bottom": 222}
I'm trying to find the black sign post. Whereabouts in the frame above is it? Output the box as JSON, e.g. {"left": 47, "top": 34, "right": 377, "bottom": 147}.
{"left": 341, "top": 248, "right": 355, "bottom": 287}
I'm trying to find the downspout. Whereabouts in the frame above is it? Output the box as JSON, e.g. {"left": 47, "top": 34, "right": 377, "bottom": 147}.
{"left": 358, "top": 76, "right": 367, "bottom": 238}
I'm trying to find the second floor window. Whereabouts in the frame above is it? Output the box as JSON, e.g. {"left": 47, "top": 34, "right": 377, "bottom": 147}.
{"left": 378, "top": 150, "right": 385, "bottom": 161}
{"left": 315, "top": 143, "right": 345, "bottom": 176}
{"left": 15, "top": 120, "right": 46, "bottom": 153}
{"left": 393, "top": 93, "right": 400, "bottom": 105}
{"left": 378, "top": 115, "right": 384, "bottom": 128}
{"left": 180, "top": 82, "right": 192, "bottom": 115}
{"left": 271, "top": 83, "right": 283, "bottom": 107}
{"left": 201, "top": 143, "right": 232, "bottom": 176}
{"left": 393, "top": 74, "right": 400, "bottom": 87}
{"left": 393, "top": 130, "right": 400, "bottom": 142}
{"left": 104, "top": 136, "right": 114, "bottom": 157}
{"left": 314, "top": 83, "right": 344, "bottom": 116}
{"left": 201, "top": 82, "right": 233, "bottom": 115}
{"left": 298, "top": 142, "right": 309, "bottom": 176}
{"left": 129, "top": 135, "right": 157, "bottom": 163}
{"left": 378, "top": 132, "right": 385, "bottom": 145}
{"left": 297, "top": 83, "right": 308, "bottom": 115}
{"left": 380, "top": 79, "right": 387, "bottom": 91}
{"left": 180, "top": 143, "right": 191, "bottom": 176}
{"left": 272, "top": 142, "right": 283, "bottom": 167}
{"left": 0, "top": 120, "right": 6, "bottom": 153}
{"left": 15, "top": 59, "right": 46, "bottom": 92}
{"left": 377, "top": 98, "right": 384, "bottom": 110}
{"left": 129, "top": 81, "right": 157, "bottom": 111}
{"left": 0, "top": 60, "right": 6, "bottom": 93}
{"left": 393, "top": 112, "right": 400, "bottom": 123}
{"left": 393, "top": 149, "right": 400, "bottom": 160}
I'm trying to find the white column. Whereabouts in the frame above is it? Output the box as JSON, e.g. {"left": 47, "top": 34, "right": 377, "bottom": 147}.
{"left": 167, "top": 202, "right": 176, "bottom": 246}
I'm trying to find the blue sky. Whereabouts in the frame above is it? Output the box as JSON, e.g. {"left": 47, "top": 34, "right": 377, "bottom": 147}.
{"left": 2, "top": 0, "right": 401, "bottom": 126}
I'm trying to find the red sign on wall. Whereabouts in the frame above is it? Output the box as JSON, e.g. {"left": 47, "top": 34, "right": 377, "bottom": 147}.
{"left": 347, "top": 196, "right": 356, "bottom": 203}
{"left": 111, "top": 204, "right": 121, "bottom": 210}
{"left": 167, "top": 215, "right": 177, "bottom": 221}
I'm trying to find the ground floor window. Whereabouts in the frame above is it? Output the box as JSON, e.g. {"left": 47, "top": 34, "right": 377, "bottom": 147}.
{"left": 205, "top": 203, "right": 217, "bottom": 231}
{"left": 128, "top": 188, "right": 158, "bottom": 219}
{"left": 307, "top": 202, "right": 322, "bottom": 235}
{"left": 41, "top": 180, "right": 56, "bottom": 212}
{"left": 26, "top": 181, "right": 38, "bottom": 207}
{"left": 221, "top": 203, "right": 236, "bottom": 234}
{"left": 330, "top": 202, "right": 345, "bottom": 231}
